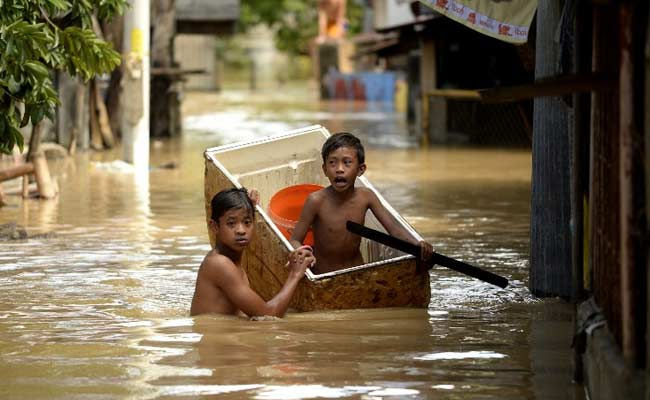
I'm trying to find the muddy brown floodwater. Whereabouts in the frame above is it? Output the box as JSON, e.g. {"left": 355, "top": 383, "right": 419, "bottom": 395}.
{"left": 0, "top": 87, "right": 584, "bottom": 399}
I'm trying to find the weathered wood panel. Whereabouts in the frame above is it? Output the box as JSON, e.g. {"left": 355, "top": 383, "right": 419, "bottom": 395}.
{"left": 591, "top": 4, "right": 622, "bottom": 348}
{"left": 292, "top": 258, "right": 430, "bottom": 311}
{"left": 619, "top": 0, "right": 647, "bottom": 368}
{"left": 174, "top": 34, "right": 216, "bottom": 90}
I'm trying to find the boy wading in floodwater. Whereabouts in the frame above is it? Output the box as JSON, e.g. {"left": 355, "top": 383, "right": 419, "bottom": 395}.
{"left": 191, "top": 188, "right": 314, "bottom": 317}
{"left": 289, "top": 132, "right": 434, "bottom": 274}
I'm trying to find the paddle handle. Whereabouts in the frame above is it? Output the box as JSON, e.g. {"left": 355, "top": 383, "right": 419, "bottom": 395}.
{"left": 346, "top": 221, "right": 509, "bottom": 289}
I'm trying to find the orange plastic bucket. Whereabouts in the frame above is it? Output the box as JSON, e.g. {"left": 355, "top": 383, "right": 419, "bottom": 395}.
{"left": 268, "top": 184, "right": 323, "bottom": 247}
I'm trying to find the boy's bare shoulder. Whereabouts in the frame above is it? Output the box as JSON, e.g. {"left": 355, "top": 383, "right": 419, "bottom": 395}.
{"left": 356, "top": 186, "right": 378, "bottom": 200}
{"left": 306, "top": 188, "right": 329, "bottom": 204}
{"left": 355, "top": 186, "right": 373, "bottom": 194}
{"left": 201, "top": 251, "right": 237, "bottom": 274}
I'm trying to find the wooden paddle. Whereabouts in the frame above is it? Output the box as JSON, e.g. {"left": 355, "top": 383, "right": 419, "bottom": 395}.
{"left": 346, "top": 221, "right": 509, "bottom": 289}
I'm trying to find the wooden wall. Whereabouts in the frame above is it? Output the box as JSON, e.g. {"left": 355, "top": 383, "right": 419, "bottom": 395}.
{"left": 590, "top": 3, "right": 623, "bottom": 350}
{"left": 174, "top": 34, "right": 217, "bottom": 90}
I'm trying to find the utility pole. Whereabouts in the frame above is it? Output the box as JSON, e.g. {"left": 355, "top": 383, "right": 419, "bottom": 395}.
{"left": 122, "top": 0, "right": 150, "bottom": 169}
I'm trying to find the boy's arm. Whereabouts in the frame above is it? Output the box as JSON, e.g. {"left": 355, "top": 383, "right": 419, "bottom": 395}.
{"left": 366, "top": 190, "right": 434, "bottom": 261}
{"left": 289, "top": 194, "right": 318, "bottom": 250}
{"left": 208, "top": 252, "right": 313, "bottom": 318}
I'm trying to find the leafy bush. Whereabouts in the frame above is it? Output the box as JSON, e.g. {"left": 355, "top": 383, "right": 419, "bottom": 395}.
{"left": 0, "top": 0, "right": 127, "bottom": 154}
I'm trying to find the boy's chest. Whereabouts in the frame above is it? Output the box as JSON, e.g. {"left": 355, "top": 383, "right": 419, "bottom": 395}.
{"left": 317, "top": 198, "right": 367, "bottom": 228}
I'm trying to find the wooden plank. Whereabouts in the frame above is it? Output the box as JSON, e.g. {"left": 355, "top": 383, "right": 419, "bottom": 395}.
{"left": 420, "top": 38, "right": 436, "bottom": 145}
{"left": 619, "top": 1, "right": 636, "bottom": 366}
{"left": 479, "top": 73, "right": 615, "bottom": 103}
{"left": 425, "top": 89, "right": 481, "bottom": 100}
{"left": 151, "top": 67, "right": 205, "bottom": 76}
{"left": 89, "top": 79, "right": 104, "bottom": 151}
{"left": 93, "top": 80, "right": 115, "bottom": 148}
{"left": 351, "top": 38, "right": 399, "bottom": 58}
{"left": 3, "top": 182, "right": 37, "bottom": 196}
{"left": 0, "top": 163, "right": 34, "bottom": 182}
{"left": 175, "top": 0, "right": 239, "bottom": 21}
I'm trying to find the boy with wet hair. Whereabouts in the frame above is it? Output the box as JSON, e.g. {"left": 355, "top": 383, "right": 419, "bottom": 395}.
{"left": 290, "top": 132, "right": 433, "bottom": 273}
{"left": 191, "top": 187, "right": 314, "bottom": 317}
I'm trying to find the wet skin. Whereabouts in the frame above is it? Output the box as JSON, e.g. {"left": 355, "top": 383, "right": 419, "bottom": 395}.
{"left": 290, "top": 146, "right": 433, "bottom": 273}
{"left": 191, "top": 207, "right": 314, "bottom": 317}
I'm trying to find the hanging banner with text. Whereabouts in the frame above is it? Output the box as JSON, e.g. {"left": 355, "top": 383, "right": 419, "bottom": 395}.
{"left": 419, "top": 0, "right": 538, "bottom": 44}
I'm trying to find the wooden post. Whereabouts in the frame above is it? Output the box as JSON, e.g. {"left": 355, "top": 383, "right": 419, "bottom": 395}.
{"left": 102, "top": 15, "right": 124, "bottom": 140}
{"left": 75, "top": 81, "right": 89, "bottom": 151}
{"left": 26, "top": 122, "right": 57, "bottom": 199}
{"left": 619, "top": 1, "right": 636, "bottom": 366}
{"left": 619, "top": 0, "right": 648, "bottom": 370}
{"left": 420, "top": 38, "right": 440, "bottom": 145}
{"left": 571, "top": 1, "right": 593, "bottom": 301}
{"left": 151, "top": 0, "right": 178, "bottom": 138}
{"left": 55, "top": 72, "right": 76, "bottom": 149}
{"left": 317, "top": 43, "right": 339, "bottom": 98}
{"left": 420, "top": 92, "right": 429, "bottom": 146}
{"left": 591, "top": 3, "right": 622, "bottom": 348}
{"left": 89, "top": 16, "right": 115, "bottom": 148}
{"left": 88, "top": 78, "right": 115, "bottom": 149}
{"left": 31, "top": 152, "right": 57, "bottom": 199}
{"left": 529, "top": 0, "right": 573, "bottom": 298}
{"left": 0, "top": 163, "right": 34, "bottom": 182}
{"left": 21, "top": 175, "right": 29, "bottom": 198}
{"left": 571, "top": 2, "right": 593, "bottom": 383}
{"left": 645, "top": 0, "right": 650, "bottom": 390}
{"left": 89, "top": 79, "right": 104, "bottom": 150}
{"left": 94, "top": 80, "right": 115, "bottom": 148}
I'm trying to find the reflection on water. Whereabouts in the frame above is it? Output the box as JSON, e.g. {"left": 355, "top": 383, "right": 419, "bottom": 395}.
{"left": 0, "top": 88, "right": 582, "bottom": 399}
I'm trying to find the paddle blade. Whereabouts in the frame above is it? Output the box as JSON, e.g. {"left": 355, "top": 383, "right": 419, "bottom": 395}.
{"left": 346, "top": 221, "right": 509, "bottom": 289}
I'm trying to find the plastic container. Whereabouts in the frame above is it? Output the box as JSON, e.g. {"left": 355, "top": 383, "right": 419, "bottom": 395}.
{"left": 268, "top": 184, "right": 323, "bottom": 247}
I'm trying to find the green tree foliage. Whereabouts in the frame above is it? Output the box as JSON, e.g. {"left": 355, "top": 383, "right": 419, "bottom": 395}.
{"left": 239, "top": 0, "right": 363, "bottom": 56}
{"left": 0, "top": 0, "right": 127, "bottom": 155}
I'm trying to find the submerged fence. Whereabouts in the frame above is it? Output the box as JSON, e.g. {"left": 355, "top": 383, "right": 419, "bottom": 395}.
{"left": 423, "top": 90, "right": 532, "bottom": 147}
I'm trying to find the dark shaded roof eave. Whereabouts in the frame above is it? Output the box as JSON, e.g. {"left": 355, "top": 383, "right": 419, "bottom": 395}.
{"left": 374, "top": 14, "right": 442, "bottom": 34}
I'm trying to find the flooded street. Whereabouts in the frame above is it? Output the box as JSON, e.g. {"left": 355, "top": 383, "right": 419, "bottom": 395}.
{"left": 0, "top": 87, "right": 583, "bottom": 399}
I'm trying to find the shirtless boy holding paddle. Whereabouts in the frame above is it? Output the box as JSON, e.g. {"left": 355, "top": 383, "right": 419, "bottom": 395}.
{"left": 191, "top": 188, "right": 314, "bottom": 317}
{"left": 289, "top": 132, "right": 433, "bottom": 273}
